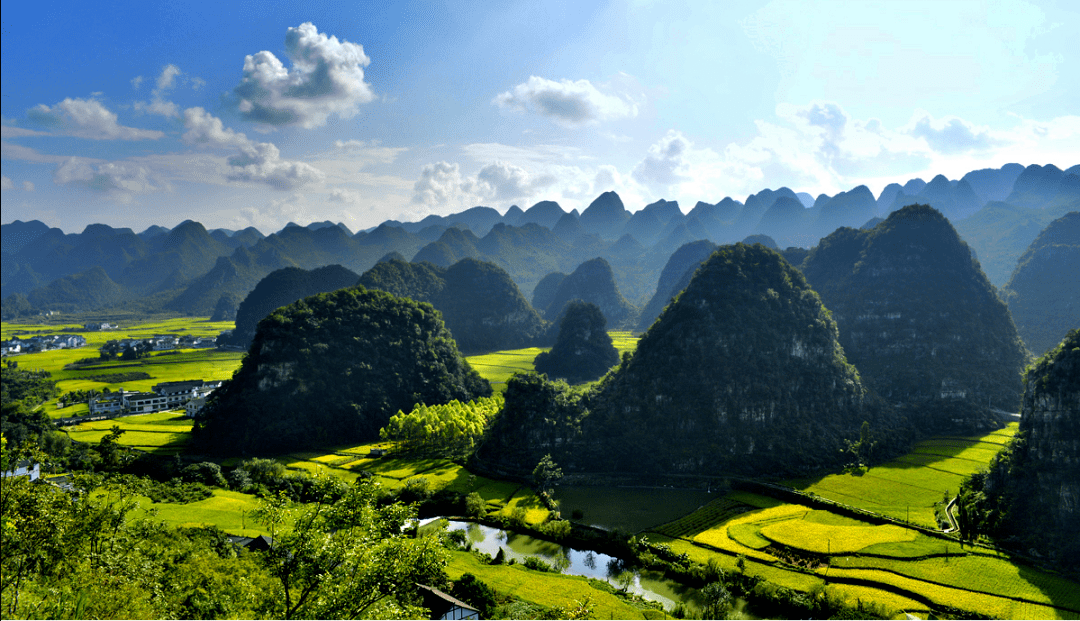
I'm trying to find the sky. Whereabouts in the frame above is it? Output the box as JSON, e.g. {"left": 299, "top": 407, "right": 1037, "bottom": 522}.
{"left": 2, "top": 0, "right": 1078, "bottom": 234}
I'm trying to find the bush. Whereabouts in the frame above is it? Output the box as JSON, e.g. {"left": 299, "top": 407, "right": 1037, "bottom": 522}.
{"left": 181, "top": 461, "right": 227, "bottom": 488}
{"left": 465, "top": 492, "right": 486, "bottom": 517}
{"left": 523, "top": 556, "right": 556, "bottom": 572}
{"left": 451, "top": 574, "right": 497, "bottom": 619}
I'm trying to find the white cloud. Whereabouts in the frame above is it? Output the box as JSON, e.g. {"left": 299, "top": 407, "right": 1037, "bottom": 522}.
{"left": 329, "top": 187, "right": 362, "bottom": 204}
{"left": 0, "top": 175, "right": 12, "bottom": 190}
{"left": 181, "top": 107, "right": 324, "bottom": 190}
{"left": 632, "top": 130, "right": 693, "bottom": 190}
{"left": 156, "top": 64, "right": 182, "bottom": 91}
{"left": 26, "top": 97, "right": 164, "bottom": 140}
{"left": 410, "top": 159, "right": 560, "bottom": 211}
{"left": 134, "top": 64, "right": 184, "bottom": 117}
{"left": 23, "top": 180, "right": 35, "bottom": 192}
{"left": 493, "top": 76, "right": 638, "bottom": 126}
{"left": 131, "top": 75, "right": 145, "bottom": 89}
{"left": 906, "top": 111, "right": 1003, "bottom": 154}
{"left": 232, "top": 22, "right": 375, "bottom": 128}
{"left": 53, "top": 157, "right": 165, "bottom": 202}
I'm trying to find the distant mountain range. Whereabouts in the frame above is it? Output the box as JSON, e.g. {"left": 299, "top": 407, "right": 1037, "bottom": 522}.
{"left": 3, "top": 163, "right": 1077, "bottom": 353}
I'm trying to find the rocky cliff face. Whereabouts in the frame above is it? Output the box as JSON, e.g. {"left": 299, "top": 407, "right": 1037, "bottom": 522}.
{"left": 584, "top": 243, "right": 886, "bottom": 476}
{"left": 960, "top": 329, "right": 1079, "bottom": 569}
{"left": 802, "top": 204, "right": 1028, "bottom": 431}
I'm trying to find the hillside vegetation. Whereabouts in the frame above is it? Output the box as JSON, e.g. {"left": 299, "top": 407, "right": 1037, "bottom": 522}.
{"left": 194, "top": 286, "right": 491, "bottom": 454}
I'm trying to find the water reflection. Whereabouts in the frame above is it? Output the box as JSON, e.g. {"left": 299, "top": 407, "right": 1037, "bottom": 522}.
{"left": 442, "top": 520, "right": 702, "bottom": 612}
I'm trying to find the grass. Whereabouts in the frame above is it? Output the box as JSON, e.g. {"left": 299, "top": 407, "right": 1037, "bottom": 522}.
{"left": 554, "top": 486, "right": 712, "bottom": 534}
{"left": 129, "top": 489, "right": 276, "bottom": 538}
{"left": 444, "top": 550, "right": 670, "bottom": 619}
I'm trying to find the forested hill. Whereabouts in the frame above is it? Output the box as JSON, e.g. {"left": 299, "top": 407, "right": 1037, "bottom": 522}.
{"left": 194, "top": 286, "right": 490, "bottom": 455}
{"left": 3, "top": 163, "right": 1076, "bottom": 319}
{"left": 802, "top": 204, "right": 1029, "bottom": 431}
{"left": 357, "top": 257, "right": 548, "bottom": 353}
{"left": 582, "top": 243, "right": 888, "bottom": 476}
{"left": 1001, "top": 212, "right": 1080, "bottom": 356}
{"left": 959, "top": 329, "right": 1080, "bottom": 570}
{"left": 225, "top": 265, "right": 361, "bottom": 347}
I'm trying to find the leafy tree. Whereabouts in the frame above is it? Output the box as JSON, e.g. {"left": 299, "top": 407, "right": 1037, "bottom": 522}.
{"left": 252, "top": 478, "right": 449, "bottom": 619}
{"left": 380, "top": 394, "right": 503, "bottom": 458}
{"left": 450, "top": 574, "right": 496, "bottom": 619}
{"left": 534, "top": 300, "right": 619, "bottom": 384}
{"left": 465, "top": 492, "right": 486, "bottom": 517}
{"left": 195, "top": 286, "right": 491, "bottom": 455}
{"left": 532, "top": 454, "right": 563, "bottom": 495}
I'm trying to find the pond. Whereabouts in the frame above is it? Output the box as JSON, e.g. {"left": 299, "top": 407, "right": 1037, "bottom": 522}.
{"left": 435, "top": 519, "right": 705, "bottom": 612}
{"left": 554, "top": 485, "right": 715, "bottom": 533}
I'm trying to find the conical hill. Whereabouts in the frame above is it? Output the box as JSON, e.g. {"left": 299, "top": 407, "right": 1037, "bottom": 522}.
{"left": 586, "top": 243, "right": 880, "bottom": 476}
{"left": 802, "top": 204, "right": 1028, "bottom": 430}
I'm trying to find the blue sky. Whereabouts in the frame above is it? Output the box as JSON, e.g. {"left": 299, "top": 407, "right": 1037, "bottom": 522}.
{"left": 2, "top": 0, "right": 1077, "bottom": 233}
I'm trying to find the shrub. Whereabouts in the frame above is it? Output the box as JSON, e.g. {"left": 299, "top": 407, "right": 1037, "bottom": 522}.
{"left": 465, "top": 491, "right": 486, "bottom": 517}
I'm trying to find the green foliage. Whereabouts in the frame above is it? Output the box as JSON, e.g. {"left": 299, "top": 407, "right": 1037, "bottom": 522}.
{"left": 534, "top": 301, "right": 619, "bottom": 384}
{"left": 195, "top": 286, "right": 491, "bottom": 455}
{"left": 542, "top": 257, "right": 637, "bottom": 330}
{"left": 532, "top": 453, "right": 563, "bottom": 495}
{"left": 381, "top": 394, "right": 503, "bottom": 458}
{"left": 359, "top": 257, "right": 548, "bottom": 354}
{"left": 474, "top": 372, "right": 586, "bottom": 474}
{"left": 1001, "top": 212, "right": 1080, "bottom": 356}
{"left": 0, "top": 367, "right": 58, "bottom": 407}
{"left": 227, "top": 265, "right": 361, "bottom": 346}
{"left": 450, "top": 573, "right": 497, "bottom": 619}
{"left": 802, "top": 204, "right": 1029, "bottom": 431}
{"left": 585, "top": 243, "right": 880, "bottom": 476}
{"left": 465, "top": 491, "right": 487, "bottom": 517}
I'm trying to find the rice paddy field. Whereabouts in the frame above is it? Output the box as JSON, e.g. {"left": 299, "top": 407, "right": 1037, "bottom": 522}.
{"left": 641, "top": 425, "right": 1080, "bottom": 619}
{"left": 2, "top": 317, "right": 242, "bottom": 420}
{"left": 785, "top": 424, "right": 1020, "bottom": 528}
{"left": 128, "top": 489, "right": 274, "bottom": 538}
{"left": 466, "top": 330, "right": 640, "bottom": 391}
{"left": 63, "top": 410, "right": 194, "bottom": 455}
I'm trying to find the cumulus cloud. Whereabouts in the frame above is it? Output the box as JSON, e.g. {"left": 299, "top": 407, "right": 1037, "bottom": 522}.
{"left": 53, "top": 157, "right": 165, "bottom": 202}
{"left": 131, "top": 75, "right": 145, "bottom": 89}
{"left": 0, "top": 175, "right": 12, "bottom": 190}
{"left": 410, "top": 160, "right": 558, "bottom": 210}
{"left": 134, "top": 64, "right": 184, "bottom": 117}
{"left": 23, "top": 181, "right": 35, "bottom": 191}
{"left": 632, "top": 130, "right": 692, "bottom": 190}
{"left": 182, "top": 107, "right": 324, "bottom": 190}
{"left": 907, "top": 111, "right": 1002, "bottom": 154}
{"left": 232, "top": 22, "right": 375, "bottom": 128}
{"left": 329, "top": 187, "right": 362, "bottom": 203}
{"left": 26, "top": 97, "right": 164, "bottom": 140}
{"left": 493, "top": 76, "right": 638, "bottom": 126}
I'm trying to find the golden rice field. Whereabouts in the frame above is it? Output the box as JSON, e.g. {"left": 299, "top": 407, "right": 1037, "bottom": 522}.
{"left": 641, "top": 423, "right": 1080, "bottom": 619}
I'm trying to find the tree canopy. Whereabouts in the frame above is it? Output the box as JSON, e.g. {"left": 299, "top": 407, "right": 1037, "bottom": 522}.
{"left": 195, "top": 286, "right": 490, "bottom": 455}
{"left": 534, "top": 300, "right": 618, "bottom": 384}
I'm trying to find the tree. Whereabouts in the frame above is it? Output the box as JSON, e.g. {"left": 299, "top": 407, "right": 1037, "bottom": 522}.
{"left": 532, "top": 454, "right": 563, "bottom": 495}
{"left": 534, "top": 300, "right": 619, "bottom": 384}
{"left": 252, "top": 478, "right": 449, "bottom": 619}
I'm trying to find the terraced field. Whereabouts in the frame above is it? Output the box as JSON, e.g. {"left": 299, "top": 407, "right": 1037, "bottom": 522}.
{"left": 786, "top": 424, "right": 1020, "bottom": 528}
{"left": 641, "top": 424, "right": 1080, "bottom": 619}
{"left": 64, "top": 410, "right": 194, "bottom": 454}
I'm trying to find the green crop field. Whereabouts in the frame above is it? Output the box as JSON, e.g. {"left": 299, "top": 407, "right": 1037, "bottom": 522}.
{"left": 64, "top": 411, "right": 194, "bottom": 454}
{"left": 3, "top": 317, "right": 242, "bottom": 419}
{"left": 786, "top": 422, "right": 1020, "bottom": 528}
{"left": 445, "top": 550, "right": 669, "bottom": 619}
{"left": 466, "top": 331, "right": 640, "bottom": 391}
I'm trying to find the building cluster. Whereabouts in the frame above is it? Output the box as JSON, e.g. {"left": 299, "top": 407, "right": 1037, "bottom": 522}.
{"left": 100, "top": 334, "right": 217, "bottom": 356}
{"left": 1, "top": 333, "right": 87, "bottom": 355}
{"left": 88, "top": 380, "right": 222, "bottom": 418}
